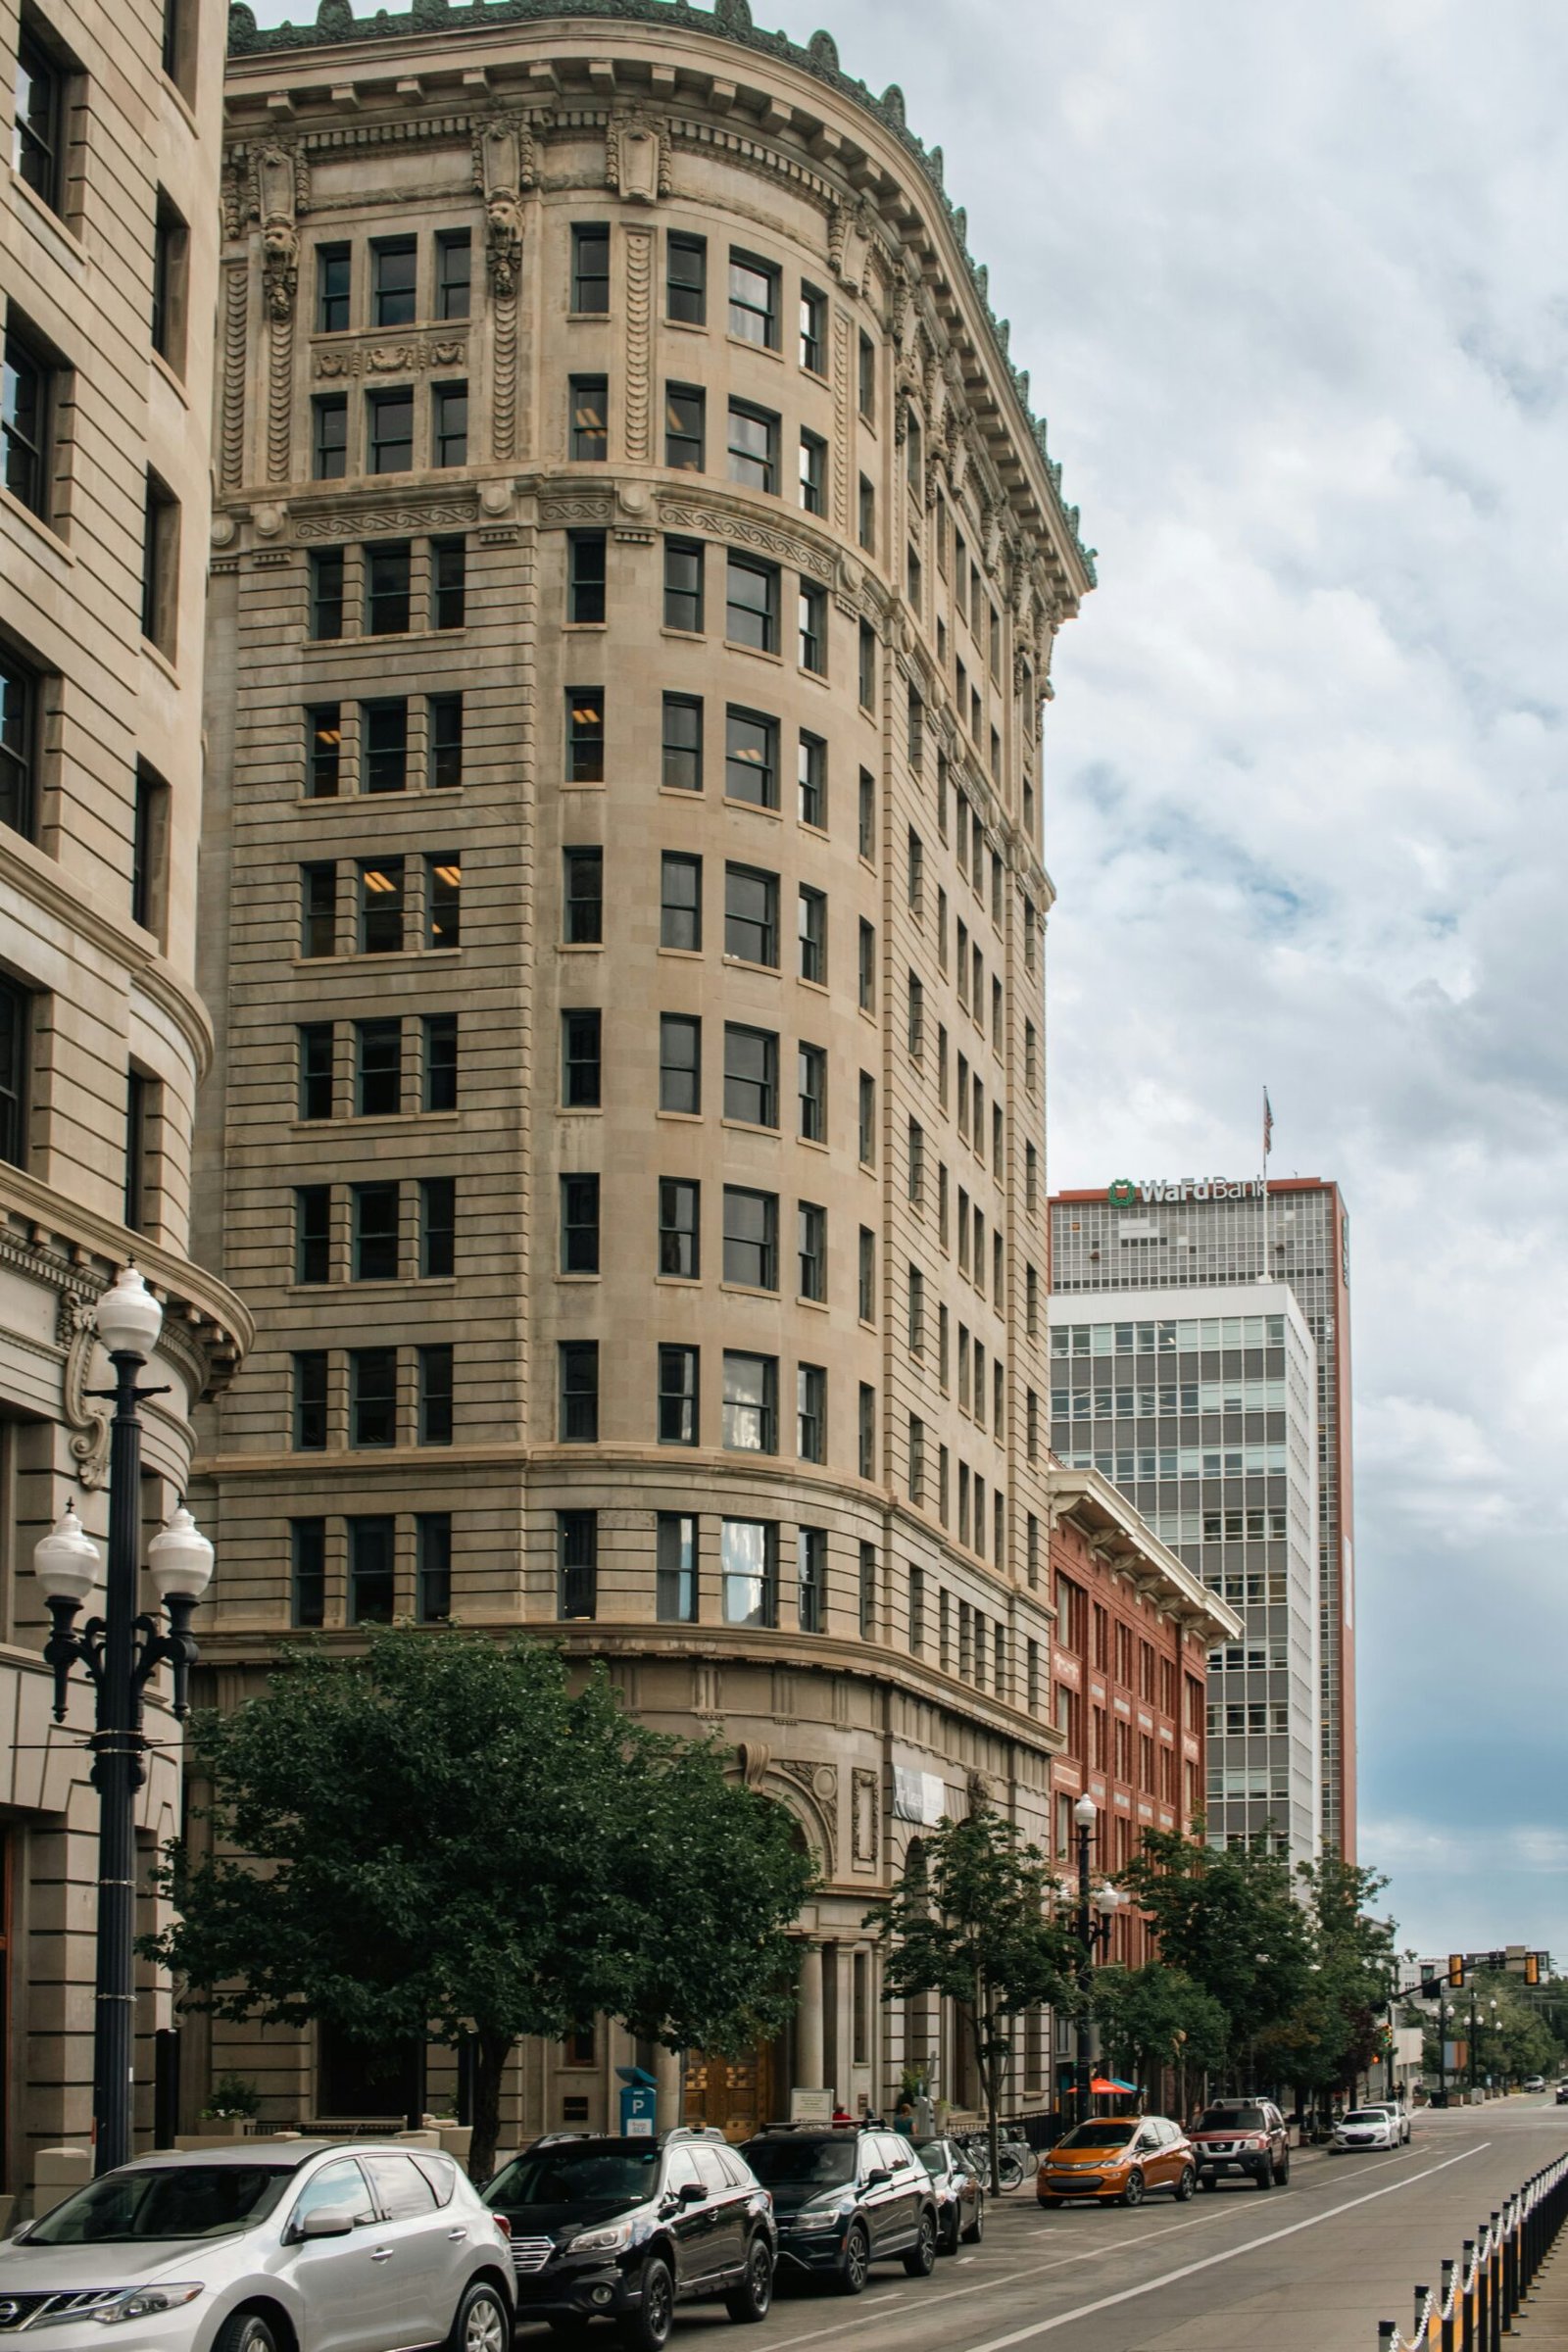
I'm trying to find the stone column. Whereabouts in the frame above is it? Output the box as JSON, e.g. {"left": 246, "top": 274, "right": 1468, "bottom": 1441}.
{"left": 796, "top": 1943, "right": 825, "bottom": 2089}
{"left": 653, "top": 2043, "right": 681, "bottom": 2134}
{"left": 832, "top": 1945, "right": 854, "bottom": 2110}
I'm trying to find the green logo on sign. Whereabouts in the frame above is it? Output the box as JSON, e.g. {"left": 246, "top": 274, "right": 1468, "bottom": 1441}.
{"left": 1107, "top": 1179, "right": 1138, "bottom": 1207}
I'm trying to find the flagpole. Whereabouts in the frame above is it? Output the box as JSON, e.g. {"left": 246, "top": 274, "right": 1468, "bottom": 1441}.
{"left": 1260, "top": 1087, "right": 1273, "bottom": 1284}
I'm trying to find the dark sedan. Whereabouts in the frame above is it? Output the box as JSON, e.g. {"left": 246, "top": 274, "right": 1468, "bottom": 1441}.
{"left": 915, "top": 2138, "right": 985, "bottom": 2252}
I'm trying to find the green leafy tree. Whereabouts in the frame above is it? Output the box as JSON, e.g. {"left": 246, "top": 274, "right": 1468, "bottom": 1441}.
{"left": 1093, "top": 1965, "right": 1228, "bottom": 2114}
{"left": 1254, "top": 1859, "right": 1395, "bottom": 2122}
{"left": 864, "top": 1804, "right": 1079, "bottom": 2195}
{"left": 145, "top": 1629, "right": 815, "bottom": 2179}
{"left": 1119, "top": 1828, "right": 1313, "bottom": 2086}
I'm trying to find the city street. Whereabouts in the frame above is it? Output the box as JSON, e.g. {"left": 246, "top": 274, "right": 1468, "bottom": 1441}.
{"left": 525, "top": 2102, "right": 1568, "bottom": 2352}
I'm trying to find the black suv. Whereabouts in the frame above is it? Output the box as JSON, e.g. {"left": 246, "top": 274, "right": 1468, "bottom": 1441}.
{"left": 739, "top": 2126, "right": 938, "bottom": 2295}
{"left": 480, "top": 2128, "right": 776, "bottom": 2348}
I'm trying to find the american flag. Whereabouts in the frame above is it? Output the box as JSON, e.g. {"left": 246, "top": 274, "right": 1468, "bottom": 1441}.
{"left": 1262, "top": 1089, "right": 1274, "bottom": 1164}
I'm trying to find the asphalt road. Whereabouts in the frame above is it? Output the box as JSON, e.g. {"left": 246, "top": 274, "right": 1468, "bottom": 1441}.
{"left": 519, "top": 2097, "right": 1568, "bottom": 2352}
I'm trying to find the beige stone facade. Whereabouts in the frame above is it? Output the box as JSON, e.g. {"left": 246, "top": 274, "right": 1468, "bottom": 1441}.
{"left": 193, "top": 0, "right": 1127, "bottom": 2140}
{"left": 0, "top": 0, "right": 248, "bottom": 2188}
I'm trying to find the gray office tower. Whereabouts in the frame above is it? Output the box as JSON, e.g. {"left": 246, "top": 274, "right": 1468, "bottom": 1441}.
{"left": 1049, "top": 1178, "right": 1356, "bottom": 1867}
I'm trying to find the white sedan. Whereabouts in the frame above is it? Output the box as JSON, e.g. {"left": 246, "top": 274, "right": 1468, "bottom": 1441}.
{"left": 1362, "top": 2103, "right": 1411, "bottom": 2144}
{"left": 1330, "top": 2109, "right": 1400, "bottom": 2152}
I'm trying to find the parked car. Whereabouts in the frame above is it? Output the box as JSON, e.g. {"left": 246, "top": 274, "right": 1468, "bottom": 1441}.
{"left": 1330, "top": 2109, "right": 1399, "bottom": 2151}
{"left": 0, "top": 2139, "right": 514, "bottom": 2352}
{"left": 1363, "top": 2103, "right": 1411, "bottom": 2144}
{"left": 1037, "top": 2117, "right": 1196, "bottom": 2208}
{"left": 914, "top": 2139, "right": 985, "bottom": 2251}
{"left": 739, "top": 2126, "right": 938, "bottom": 2295}
{"left": 480, "top": 2128, "right": 774, "bottom": 2348}
{"left": 1186, "top": 2100, "right": 1292, "bottom": 2190}
{"left": 1555, "top": 2082, "right": 1568, "bottom": 2105}
{"left": 1523, "top": 2077, "right": 1547, "bottom": 2094}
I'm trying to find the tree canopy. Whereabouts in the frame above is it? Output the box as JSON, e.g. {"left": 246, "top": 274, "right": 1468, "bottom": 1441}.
{"left": 146, "top": 1628, "right": 816, "bottom": 2178}
{"left": 865, "top": 1804, "right": 1079, "bottom": 2188}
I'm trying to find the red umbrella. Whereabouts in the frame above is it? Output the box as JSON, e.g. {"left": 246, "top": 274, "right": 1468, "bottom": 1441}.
{"left": 1090, "top": 2076, "right": 1139, "bottom": 2095}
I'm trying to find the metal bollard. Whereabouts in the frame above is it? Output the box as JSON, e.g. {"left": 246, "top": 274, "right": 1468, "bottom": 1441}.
{"left": 1462, "top": 2239, "right": 1477, "bottom": 2352}
{"left": 1491, "top": 2211, "right": 1503, "bottom": 2352}
{"left": 1442, "top": 2258, "right": 1456, "bottom": 2352}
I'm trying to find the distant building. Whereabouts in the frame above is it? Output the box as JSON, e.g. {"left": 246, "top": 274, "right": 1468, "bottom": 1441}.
{"left": 1053, "top": 1185, "right": 1363, "bottom": 1862}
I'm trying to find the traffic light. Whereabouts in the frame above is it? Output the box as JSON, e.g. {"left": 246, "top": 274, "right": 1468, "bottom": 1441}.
{"left": 1448, "top": 1954, "right": 1466, "bottom": 1989}
{"left": 1525, "top": 1953, "right": 1541, "bottom": 1986}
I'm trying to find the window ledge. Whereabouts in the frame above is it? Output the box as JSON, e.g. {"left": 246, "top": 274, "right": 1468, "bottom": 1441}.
{"left": 722, "top": 638, "right": 785, "bottom": 666}
{"left": 719, "top": 1118, "right": 781, "bottom": 1138}
{"left": 722, "top": 955, "right": 780, "bottom": 977}
{"left": 662, "top": 315, "right": 708, "bottom": 335}
{"left": 722, "top": 796, "right": 781, "bottom": 822}
{"left": 661, "top": 625, "right": 705, "bottom": 643}
{"left": 140, "top": 638, "right": 180, "bottom": 686}
{"left": 656, "top": 1109, "right": 703, "bottom": 1124}
{"left": 7, "top": 167, "right": 85, "bottom": 267}
{"left": 556, "top": 1273, "right": 601, "bottom": 1284}
{"left": 559, "top": 942, "right": 605, "bottom": 955}
{"left": 727, "top": 333, "right": 784, "bottom": 365}
{"left": 718, "top": 1282, "right": 780, "bottom": 1301}
{"left": 150, "top": 348, "right": 189, "bottom": 407}
{"left": 658, "top": 946, "right": 703, "bottom": 962}
{"left": 0, "top": 483, "right": 73, "bottom": 563}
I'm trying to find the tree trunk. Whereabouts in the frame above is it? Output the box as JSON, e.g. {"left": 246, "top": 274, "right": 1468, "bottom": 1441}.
{"left": 467, "top": 2029, "right": 515, "bottom": 2185}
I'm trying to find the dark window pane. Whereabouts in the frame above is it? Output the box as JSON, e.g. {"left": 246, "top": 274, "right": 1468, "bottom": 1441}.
{"left": 563, "top": 1008, "right": 602, "bottom": 1105}
{"left": 306, "top": 704, "right": 341, "bottom": 799}
{"left": 420, "top": 1175, "right": 455, "bottom": 1276}
{"left": 558, "top": 1509, "right": 597, "bottom": 1617}
{"left": 293, "top": 1350, "right": 328, "bottom": 1450}
{"left": 570, "top": 374, "right": 608, "bottom": 461}
{"left": 797, "top": 734, "right": 825, "bottom": 829}
{"left": 362, "top": 699, "right": 408, "bottom": 795}
{"left": 365, "top": 541, "right": 411, "bottom": 635}
{"left": 726, "top": 401, "right": 777, "bottom": 494}
{"left": 432, "top": 381, "right": 467, "bottom": 467}
{"left": 666, "top": 234, "right": 706, "bottom": 323}
{"left": 728, "top": 253, "right": 778, "bottom": 348}
{"left": 724, "top": 708, "right": 776, "bottom": 808}
{"left": 799, "top": 582, "right": 826, "bottom": 674}
{"left": 660, "top": 852, "right": 701, "bottom": 950}
{"left": 368, "top": 388, "right": 414, "bottom": 474}
{"left": 663, "top": 538, "right": 703, "bottom": 631}
{"left": 435, "top": 231, "right": 470, "bottom": 320}
{"left": 2, "top": 328, "right": 50, "bottom": 516}
{"left": 358, "top": 857, "right": 405, "bottom": 953}
{"left": 429, "top": 692, "right": 463, "bottom": 788}
{"left": 725, "top": 554, "right": 777, "bottom": 651}
{"left": 317, "top": 244, "right": 351, "bottom": 333}
{"left": 721, "top": 1357, "right": 776, "bottom": 1457}
{"left": 722, "top": 1023, "right": 777, "bottom": 1127}
{"left": 296, "top": 1184, "right": 331, "bottom": 1283}
{"left": 349, "top": 1516, "right": 395, "bottom": 1625}
{"left": 14, "top": 34, "right": 61, "bottom": 208}
{"left": 559, "top": 1342, "right": 599, "bottom": 1443}
{"left": 0, "top": 655, "right": 38, "bottom": 840}
{"left": 302, "top": 861, "right": 337, "bottom": 957}
{"left": 416, "top": 1510, "right": 452, "bottom": 1614}
{"left": 797, "top": 1042, "right": 826, "bottom": 1141}
{"left": 566, "top": 689, "right": 605, "bottom": 783}
{"left": 722, "top": 1186, "right": 776, "bottom": 1290}
{"left": 571, "top": 224, "right": 611, "bottom": 313}
{"left": 310, "top": 549, "right": 345, "bottom": 640}
{"left": 355, "top": 1016, "right": 401, "bottom": 1115}
{"left": 350, "top": 1346, "right": 398, "bottom": 1446}
{"left": 658, "top": 1345, "right": 698, "bottom": 1445}
{"left": 431, "top": 537, "right": 466, "bottom": 629}
{"left": 798, "top": 1199, "right": 826, "bottom": 1299}
{"left": 312, "top": 395, "right": 347, "bottom": 480}
{"left": 299, "top": 1022, "right": 333, "bottom": 1119}
{"left": 353, "top": 1181, "right": 399, "bottom": 1280}
{"left": 659, "top": 1015, "right": 700, "bottom": 1114}
{"left": 721, "top": 1517, "right": 775, "bottom": 1626}
{"left": 561, "top": 1171, "right": 601, "bottom": 1272}
{"left": 422, "top": 1012, "right": 458, "bottom": 1110}
{"left": 291, "top": 1518, "right": 325, "bottom": 1628}
{"left": 372, "top": 238, "right": 417, "bottom": 327}
{"left": 724, "top": 863, "right": 777, "bottom": 966}
{"left": 418, "top": 1350, "right": 453, "bottom": 1446}
{"left": 569, "top": 531, "right": 607, "bottom": 624}
{"left": 799, "top": 428, "right": 825, "bottom": 515}
{"left": 799, "top": 286, "right": 825, "bottom": 372}
{"left": 564, "top": 847, "right": 604, "bottom": 944}
{"left": 664, "top": 383, "right": 704, "bottom": 470}
{"left": 658, "top": 1175, "right": 699, "bottom": 1274}
{"left": 662, "top": 694, "right": 702, "bottom": 791}
{"left": 656, "top": 1513, "right": 697, "bottom": 1621}
{"left": 426, "top": 855, "right": 461, "bottom": 948}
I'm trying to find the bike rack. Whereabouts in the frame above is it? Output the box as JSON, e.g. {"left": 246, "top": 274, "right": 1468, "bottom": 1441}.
{"left": 1377, "top": 2150, "right": 1568, "bottom": 2349}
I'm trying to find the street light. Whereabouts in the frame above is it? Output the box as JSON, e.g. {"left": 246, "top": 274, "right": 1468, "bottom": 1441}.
{"left": 1072, "top": 1796, "right": 1121, "bottom": 2127}
{"left": 33, "top": 1266, "right": 214, "bottom": 2177}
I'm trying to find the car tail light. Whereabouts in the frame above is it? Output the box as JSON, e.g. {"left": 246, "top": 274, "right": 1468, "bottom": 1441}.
{"left": 493, "top": 2213, "right": 512, "bottom": 2239}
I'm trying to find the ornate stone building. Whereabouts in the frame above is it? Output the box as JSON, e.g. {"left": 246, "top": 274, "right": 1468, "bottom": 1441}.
{"left": 0, "top": 0, "right": 248, "bottom": 2188}
{"left": 190, "top": 0, "right": 1218, "bottom": 2140}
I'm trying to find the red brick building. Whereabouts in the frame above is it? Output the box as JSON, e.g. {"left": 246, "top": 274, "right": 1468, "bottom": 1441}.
{"left": 1047, "top": 1466, "right": 1241, "bottom": 1971}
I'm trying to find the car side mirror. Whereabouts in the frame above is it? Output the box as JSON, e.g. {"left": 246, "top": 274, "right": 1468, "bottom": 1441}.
{"left": 865, "top": 2167, "right": 891, "bottom": 2188}
{"left": 677, "top": 2181, "right": 705, "bottom": 2208}
{"left": 294, "top": 2206, "right": 359, "bottom": 2241}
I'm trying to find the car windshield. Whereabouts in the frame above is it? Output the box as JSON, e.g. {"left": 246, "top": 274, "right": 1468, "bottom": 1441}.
{"left": 1056, "top": 2123, "right": 1137, "bottom": 2149}
{"left": 1343, "top": 2112, "right": 1385, "bottom": 2125}
{"left": 917, "top": 2144, "right": 948, "bottom": 2175}
{"left": 26, "top": 2166, "right": 293, "bottom": 2244}
{"left": 742, "top": 2139, "right": 857, "bottom": 2187}
{"left": 1197, "top": 2107, "right": 1269, "bottom": 2132}
{"left": 485, "top": 2147, "right": 660, "bottom": 2208}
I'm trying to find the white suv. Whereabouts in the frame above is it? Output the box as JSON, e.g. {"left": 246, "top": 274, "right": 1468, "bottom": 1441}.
{"left": 0, "top": 2140, "right": 514, "bottom": 2352}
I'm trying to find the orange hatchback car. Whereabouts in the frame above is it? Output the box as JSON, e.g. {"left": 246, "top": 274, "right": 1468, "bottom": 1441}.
{"left": 1038, "top": 2117, "right": 1196, "bottom": 2208}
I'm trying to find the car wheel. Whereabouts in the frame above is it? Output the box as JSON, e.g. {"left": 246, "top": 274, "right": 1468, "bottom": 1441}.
{"left": 214, "top": 2315, "right": 280, "bottom": 2352}
{"left": 1039, "top": 2195, "right": 1063, "bottom": 2209}
{"left": 448, "top": 2283, "right": 510, "bottom": 2352}
{"left": 937, "top": 2209, "right": 959, "bottom": 2256}
{"left": 1256, "top": 2162, "right": 1274, "bottom": 2190}
{"left": 1275, "top": 2155, "right": 1291, "bottom": 2186}
{"left": 837, "top": 2223, "right": 870, "bottom": 2296}
{"left": 1120, "top": 2169, "right": 1146, "bottom": 2208}
{"left": 961, "top": 2194, "right": 985, "bottom": 2244}
{"left": 619, "top": 2259, "right": 674, "bottom": 2352}
{"left": 902, "top": 2211, "right": 938, "bottom": 2278}
{"left": 723, "top": 2234, "right": 774, "bottom": 2325}
{"left": 1173, "top": 2167, "right": 1196, "bottom": 2203}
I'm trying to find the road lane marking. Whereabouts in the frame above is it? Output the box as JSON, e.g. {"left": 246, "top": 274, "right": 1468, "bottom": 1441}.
{"left": 764, "top": 2139, "right": 1491, "bottom": 2351}
{"left": 956, "top": 2141, "right": 1492, "bottom": 2350}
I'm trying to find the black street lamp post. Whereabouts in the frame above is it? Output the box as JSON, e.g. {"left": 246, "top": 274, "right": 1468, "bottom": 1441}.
{"left": 1071, "top": 1793, "right": 1122, "bottom": 2127}
{"left": 34, "top": 1267, "right": 214, "bottom": 2178}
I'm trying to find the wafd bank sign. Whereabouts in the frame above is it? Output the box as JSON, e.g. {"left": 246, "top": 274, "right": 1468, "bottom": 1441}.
{"left": 1107, "top": 1177, "right": 1265, "bottom": 1205}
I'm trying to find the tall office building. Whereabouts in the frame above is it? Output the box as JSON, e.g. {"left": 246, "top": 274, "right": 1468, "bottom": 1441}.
{"left": 192, "top": 0, "right": 1098, "bottom": 2138}
{"left": 1050, "top": 1177, "right": 1356, "bottom": 1861}
{"left": 0, "top": 0, "right": 246, "bottom": 2186}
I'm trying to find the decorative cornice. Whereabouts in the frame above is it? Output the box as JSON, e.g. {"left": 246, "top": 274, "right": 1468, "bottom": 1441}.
{"left": 222, "top": 0, "right": 1096, "bottom": 588}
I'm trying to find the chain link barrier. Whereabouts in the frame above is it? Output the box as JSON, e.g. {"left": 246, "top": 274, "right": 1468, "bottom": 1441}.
{"left": 1378, "top": 2148, "right": 1568, "bottom": 2351}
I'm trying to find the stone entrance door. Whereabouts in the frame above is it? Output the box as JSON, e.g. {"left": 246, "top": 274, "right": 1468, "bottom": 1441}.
{"left": 684, "top": 2040, "right": 777, "bottom": 2141}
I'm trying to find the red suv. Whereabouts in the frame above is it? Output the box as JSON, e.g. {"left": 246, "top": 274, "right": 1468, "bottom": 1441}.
{"left": 1186, "top": 2100, "right": 1291, "bottom": 2191}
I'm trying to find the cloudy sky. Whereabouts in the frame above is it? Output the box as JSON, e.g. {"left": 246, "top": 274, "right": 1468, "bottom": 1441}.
{"left": 249, "top": 0, "right": 1568, "bottom": 1959}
